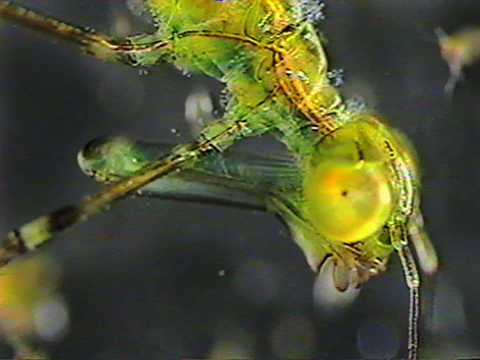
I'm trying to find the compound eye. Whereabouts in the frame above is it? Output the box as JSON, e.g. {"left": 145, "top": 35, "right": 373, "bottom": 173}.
{"left": 304, "top": 160, "right": 393, "bottom": 243}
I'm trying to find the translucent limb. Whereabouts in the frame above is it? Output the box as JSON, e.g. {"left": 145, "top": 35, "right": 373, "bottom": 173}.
{"left": 0, "top": 120, "right": 248, "bottom": 270}
{"left": 76, "top": 134, "right": 299, "bottom": 210}
{"left": 313, "top": 256, "right": 360, "bottom": 316}
{"left": 434, "top": 28, "right": 461, "bottom": 98}
{"left": 393, "top": 225, "right": 420, "bottom": 360}
{"left": 408, "top": 208, "right": 438, "bottom": 275}
{"left": 444, "top": 66, "right": 463, "bottom": 99}
{"left": 0, "top": 1, "right": 171, "bottom": 66}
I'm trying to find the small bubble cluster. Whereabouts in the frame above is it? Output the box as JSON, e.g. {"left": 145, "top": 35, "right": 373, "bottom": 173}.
{"left": 345, "top": 96, "right": 367, "bottom": 114}
{"left": 219, "top": 87, "right": 233, "bottom": 109}
{"left": 299, "top": 0, "right": 325, "bottom": 24}
{"left": 327, "top": 68, "right": 344, "bottom": 87}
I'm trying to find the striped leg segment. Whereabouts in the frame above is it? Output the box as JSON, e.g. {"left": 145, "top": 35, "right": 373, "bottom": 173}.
{"left": 0, "top": 121, "right": 247, "bottom": 270}
{"left": 0, "top": 1, "right": 172, "bottom": 66}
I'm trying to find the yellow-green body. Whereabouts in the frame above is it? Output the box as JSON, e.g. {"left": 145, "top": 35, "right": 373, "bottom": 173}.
{"left": 127, "top": 0, "right": 428, "bottom": 286}
{"left": 0, "top": 1, "right": 438, "bottom": 358}
{"left": 0, "top": 0, "right": 436, "bottom": 288}
{"left": 126, "top": 0, "right": 341, "bottom": 152}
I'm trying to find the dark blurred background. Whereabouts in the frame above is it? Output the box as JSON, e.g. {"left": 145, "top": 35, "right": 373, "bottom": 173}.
{"left": 0, "top": 0, "right": 479, "bottom": 359}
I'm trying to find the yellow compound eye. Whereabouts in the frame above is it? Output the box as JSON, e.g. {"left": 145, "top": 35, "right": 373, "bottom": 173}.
{"left": 304, "top": 160, "right": 393, "bottom": 243}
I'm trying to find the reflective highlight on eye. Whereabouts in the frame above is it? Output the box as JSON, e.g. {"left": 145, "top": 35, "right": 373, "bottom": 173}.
{"left": 304, "top": 160, "right": 392, "bottom": 242}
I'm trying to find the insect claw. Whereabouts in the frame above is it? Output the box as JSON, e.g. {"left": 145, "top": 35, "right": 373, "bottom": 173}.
{"left": 314, "top": 256, "right": 360, "bottom": 316}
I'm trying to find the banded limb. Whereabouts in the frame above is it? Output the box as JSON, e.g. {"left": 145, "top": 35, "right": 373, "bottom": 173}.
{"left": 0, "top": 1, "right": 171, "bottom": 66}
{"left": 391, "top": 224, "right": 421, "bottom": 360}
{"left": 0, "top": 118, "right": 252, "bottom": 271}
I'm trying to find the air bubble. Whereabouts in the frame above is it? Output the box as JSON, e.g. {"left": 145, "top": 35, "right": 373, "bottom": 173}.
{"left": 327, "top": 69, "right": 344, "bottom": 87}
{"left": 126, "top": 0, "right": 147, "bottom": 16}
{"left": 300, "top": 0, "right": 326, "bottom": 24}
{"left": 33, "top": 294, "right": 69, "bottom": 341}
{"left": 345, "top": 96, "right": 367, "bottom": 114}
{"left": 219, "top": 88, "right": 232, "bottom": 109}
{"left": 185, "top": 88, "right": 214, "bottom": 137}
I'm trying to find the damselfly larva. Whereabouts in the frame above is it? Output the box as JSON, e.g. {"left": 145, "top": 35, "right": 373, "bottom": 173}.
{"left": 0, "top": 1, "right": 437, "bottom": 359}
{"left": 436, "top": 26, "right": 480, "bottom": 96}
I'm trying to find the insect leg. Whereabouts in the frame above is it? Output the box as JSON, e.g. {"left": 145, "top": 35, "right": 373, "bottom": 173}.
{"left": 391, "top": 223, "right": 420, "bottom": 360}
{"left": 0, "top": 119, "right": 250, "bottom": 271}
{"left": 0, "top": 1, "right": 172, "bottom": 66}
{"left": 396, "top": 244, "right": 420, "bottom": 360}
